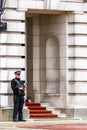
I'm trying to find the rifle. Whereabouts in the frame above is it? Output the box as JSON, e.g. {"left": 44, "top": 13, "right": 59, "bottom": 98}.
{"left": 14, "top": 78, "right": 26, "bottom": 96}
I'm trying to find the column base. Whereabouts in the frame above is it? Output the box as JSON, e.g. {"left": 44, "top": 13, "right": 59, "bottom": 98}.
{"left": 0, "top": 106, "right": 29, "bottom": 121}
{"left": 66, "top": 107, "right": 87, "bottom": 119}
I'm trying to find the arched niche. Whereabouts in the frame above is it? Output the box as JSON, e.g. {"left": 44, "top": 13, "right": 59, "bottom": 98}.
{"left": 46, "top": 35, "right": 60, "bottom": 94}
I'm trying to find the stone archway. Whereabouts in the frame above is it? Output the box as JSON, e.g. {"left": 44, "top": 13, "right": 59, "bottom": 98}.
{"left": 46, "top": 35, "right": 60, "bottom": 94}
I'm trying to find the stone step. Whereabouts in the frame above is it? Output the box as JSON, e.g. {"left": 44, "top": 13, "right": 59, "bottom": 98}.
{"left": 25, "top": 101, "right": 58, "bottom": 118}
{"left": 30, "top": 113, "right": 58, "bottom": 118}
{"left": 28, "top": 106, "right": 46, "bottom": 110}
{"left": 41, "top": 103, "right": 50, "bottom": 107}
{"left": 40, "top": 102, "right": 67, "bottom": 118}
{"left": 30, "top": 110, "right": 52, "bottom": 114}
{"left": 32, "top": 117, "right": 59, "bottom": 121}
{"left": 25, "top": 102, "right": 40, "bottom": 106}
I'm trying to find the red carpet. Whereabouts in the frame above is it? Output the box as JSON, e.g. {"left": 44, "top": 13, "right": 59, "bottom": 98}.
{"left": 25, "top": 100, "right": 58, "bottom": 118}
{"left": 17, "top": 124, "right": 87, "bottom": 130}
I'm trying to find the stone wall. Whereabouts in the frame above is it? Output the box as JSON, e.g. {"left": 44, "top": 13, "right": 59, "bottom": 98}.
{"left": 0, "top": 0, "right": 87, "bottom": 118}
{"left": 0, "top": 0, "right": 44, "bottom": 106}
{"left": 67, "top": 12, "right": 87, "bottom": 108}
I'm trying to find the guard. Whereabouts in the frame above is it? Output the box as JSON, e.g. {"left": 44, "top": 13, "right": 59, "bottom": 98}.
{"left": 11, "top": 71, "right": 26, "bottom": 122}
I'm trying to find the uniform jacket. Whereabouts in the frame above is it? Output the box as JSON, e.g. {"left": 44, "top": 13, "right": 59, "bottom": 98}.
{"left": 11, "top": 78, "right": 25, "bottom": 96}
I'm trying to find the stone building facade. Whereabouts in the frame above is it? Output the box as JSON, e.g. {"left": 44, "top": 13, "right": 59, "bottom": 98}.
{"left": 0, "top": 0, "right": 87, "bottom": 118}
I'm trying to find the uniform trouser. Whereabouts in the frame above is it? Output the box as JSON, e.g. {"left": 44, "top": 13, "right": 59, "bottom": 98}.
{"left": 13, "top": 95, "right": 24, "bottom": 120}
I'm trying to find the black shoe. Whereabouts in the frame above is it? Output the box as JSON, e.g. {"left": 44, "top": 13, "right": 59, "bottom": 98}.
{"left": 13, "top": 119, "right": 18, "bottom": 122}
{"left": 18, "top": 119, "right": 26, "bottom": 122}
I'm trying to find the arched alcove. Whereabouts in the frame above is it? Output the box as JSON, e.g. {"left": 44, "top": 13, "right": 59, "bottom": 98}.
{"left": 46, "top": 35, "right": 60, "bottom": 94}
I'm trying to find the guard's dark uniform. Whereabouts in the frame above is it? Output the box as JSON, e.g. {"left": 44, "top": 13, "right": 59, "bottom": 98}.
{"left": 11, "top": 73, "right": 25, "bottom": 121}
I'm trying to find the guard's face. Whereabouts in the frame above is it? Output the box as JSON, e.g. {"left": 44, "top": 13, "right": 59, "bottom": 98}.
{"left": 15, "top": 74, "right": 20, "bottom": 79}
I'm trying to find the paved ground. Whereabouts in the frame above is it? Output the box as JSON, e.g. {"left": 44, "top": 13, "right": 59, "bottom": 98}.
{"left": 0, "top": 118, "right": 87, "bottom": 130}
